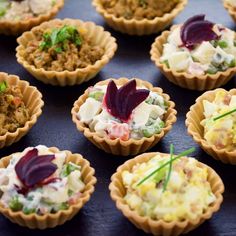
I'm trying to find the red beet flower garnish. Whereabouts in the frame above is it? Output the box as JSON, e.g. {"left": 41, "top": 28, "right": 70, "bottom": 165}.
{"left": 15, "top": 148, "right": 57, "bottom": 189}
{"left": 104, "top": 79, "right": 149, "bottom": 122}
{"left": 180, "top": 14, "right": 218, "bottom": 49}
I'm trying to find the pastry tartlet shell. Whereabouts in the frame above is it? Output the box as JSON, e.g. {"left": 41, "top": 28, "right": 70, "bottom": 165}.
{"left": 92, "top": 0, "right": 188, "bottom": 36}
{"left": 186, "top": 88, "right": 236, "bottom": 164}
{"left": 71, "top": 78, "right": 177, "bottom": 156}
{"left": 16, "top": 18, "right": 117, "bottom": 86}
{"left": 0, "top": 147, "right": 97, "bottom": 229}
{"left": 0, "top": 72, "right": 43, "bottom": 149}
{"left": 109, "top": 152, "right": 224, "bottom": 236}
{"left": 0, "top": 0, "right": 64, "bottom": 36}
{"left": 223, "top": 0, "right": 236, "bottom": 22}
{"left": 150, "top": 27, "right": 236, "bottom": 91}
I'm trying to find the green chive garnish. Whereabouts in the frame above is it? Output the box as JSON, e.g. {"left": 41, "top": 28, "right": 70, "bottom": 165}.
{"left": 162, "top": 144, "right": 174, "bottom": 192}
{"left": 213, "top": 108, "right": 236, "bottom": 121}
{"left": 136, "top": 147, "right": 195, "bottom": 187}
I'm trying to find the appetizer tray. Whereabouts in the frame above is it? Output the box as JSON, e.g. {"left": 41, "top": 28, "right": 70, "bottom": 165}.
{"left": 0, "top": 0, "right": 235, "bottom": 235}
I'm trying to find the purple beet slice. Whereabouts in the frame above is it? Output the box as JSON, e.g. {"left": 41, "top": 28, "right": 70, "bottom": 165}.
{"left": 15, "top": 149, "right": 57, "bottom": 189}
{"left": 180, "top": 14, "right": 218, "bottom": 49}
{"left": 104, "top": 80, "right": 149, "bottom": 122}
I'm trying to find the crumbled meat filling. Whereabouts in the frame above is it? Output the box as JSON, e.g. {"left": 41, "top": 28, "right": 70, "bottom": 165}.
{"left": 24, "top": 26, "right": 105, "bottom": 72}
{"left": 0, "top": 83, "right": 29, "bottom": 135}
{"left": 100, "top": 0, "right": 180, "bottom": 20}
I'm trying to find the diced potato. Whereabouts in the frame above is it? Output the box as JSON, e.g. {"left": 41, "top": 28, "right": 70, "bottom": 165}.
{"left": 77, "top": 98, "right": 102, "bottom": 124}
{"left": 192, "top": 42, "right": 216, "bottom": 64}
{"left": 203, "top": 100, "right": 217, "bottom": 118}
{"left": 168, "top": 27, "right": 182, "bottom": 46}
{"left": 168, "top": 51, "right": 191, "bottom": 71}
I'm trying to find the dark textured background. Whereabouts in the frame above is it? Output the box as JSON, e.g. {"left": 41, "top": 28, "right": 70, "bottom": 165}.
{"left": 0, "top": 0, "right": 236, "bottom": 235}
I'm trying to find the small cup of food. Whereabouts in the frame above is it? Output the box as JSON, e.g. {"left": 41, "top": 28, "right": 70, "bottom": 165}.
{"left": 223, "top": 0, "right": 236, "bottom": 23}
{"left": 150, "top": 14, "right": 236, "bottom": 90}
{"left": 16, "top": 18, "right": 117, "bottom": 86}
{"left": 92, "top": 0, "right": 188, "bottom": 35}
{"left": 0, "top": 72, "right": 43, "bottom": 149}
{"left": 71, "top": 78, "right": 177, "bottom": 156}
{"left": 0, "top": 145, "right": 97, "bottom": 229}
{"left": 0, "top": 0, "right": 64, "bottom": 35}
{"left": 109, "top": 146, "right": 224, "bottom": 235}
{"left": 186, "top": 88, "right": 236, "bottom": 164}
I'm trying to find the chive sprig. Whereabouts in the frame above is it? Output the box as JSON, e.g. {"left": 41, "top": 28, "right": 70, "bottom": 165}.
{"left": 213, "top": 108, "right": 236, "bottom": 121}
{"left": 136, "top": 146, "right": 195, "bottom": 187}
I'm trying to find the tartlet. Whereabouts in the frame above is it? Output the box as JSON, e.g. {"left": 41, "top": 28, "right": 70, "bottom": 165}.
{"left": 0, "top": 72, "right": 43, "bottom": 149}
{"left": 109, "top": 151, "right": 224, "bottom": 236}
{"left": 92, "top": 0, "right": 188, "bottom": 36}
{"left": 16, "top": 18, "right": 117, "bottom": 86}
{"left": 0, "top": 145, "right": 97, "bottom": 229}
{"left": 223, "top": 0, "right": 236, "bottom": 22}
{"left": 71, "top": 78, "right": 177, "bottom": 156}
{"left": 186, "top": 88, "right": 236, "bottom": 165}
{"left": 150, "top": 15, "right": 236, "bottom": 91}
{"left": 0, "top": 0, "right": 64, "bottom": 36}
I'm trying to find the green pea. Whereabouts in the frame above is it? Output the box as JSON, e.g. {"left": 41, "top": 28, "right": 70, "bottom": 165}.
{"left": 9, "top": 196, "right": 23, "bottom": 212}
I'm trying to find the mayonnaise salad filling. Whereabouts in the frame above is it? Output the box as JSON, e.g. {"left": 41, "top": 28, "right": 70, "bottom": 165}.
{"left": 122, "top": 155, "right": 216, "bottom": 221}
{"left": 160, "top": 15, "right": 236, "bottom": 75}
{"left": 0, "top": 0, "right": 56, "bottom": 21}
{"left": 77, "top": 81, "right": 168, "bottom": 141}
{"left": 0, "top": 145, "right": 85, "bottom": 215}
{"left": 201, "top": 90, "right": 236, "bottom": 151}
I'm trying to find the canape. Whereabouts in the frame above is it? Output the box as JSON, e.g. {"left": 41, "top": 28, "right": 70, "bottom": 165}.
{"left": 109, "top": 149, "right": 224, "bottom": 235}
{"left": 150, "top": 14, "right": 236, "bottom": 90}
{"left": 16, "top": 18, "right": 117, "bottom": 86}
{"left": 0, "top": 0, "right": 64, "bottom": 35}
{"left": 0, "top": 145, "right": 97, "bottom": 229}
{"left": 186, "top": 88, "right": 236, "bottom": 164}
{"left": 92, "top": 0, "right": 188, "bottom": 35}
{"left": 71, "top": 78, "right": 177, "bottom": 156}
{"left": 0, "top": 72, "right": 43, "bottom": 149}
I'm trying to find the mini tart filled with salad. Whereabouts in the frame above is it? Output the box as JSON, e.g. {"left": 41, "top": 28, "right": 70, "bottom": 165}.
{"left": 186, "top": 88, "right": 236, "bottom": 164}
{"left": 71, "top": 78, "right": 177, "bottom": 156}
{"left": 0, "top": 145, "right": 96, "bottom": 229}
{"left": 223, "top": 0, "right": 236, "bottom": 23}
{"left": 109, "top": 149, "right": 224, "bottom": 236}
{"left": 16, "top": 18, "right": 117, "bottom": 86}
{"left": 0, "top": 0, "right": 64, "bottom": 36}
{"left": 92, "top": 0, "right": 187, "bottom": 35}
{"left": 151, "top": 14, "right": 236, "bottom": 91}
{"left": 0, "top": 72, "right": 43, "bottom": 149}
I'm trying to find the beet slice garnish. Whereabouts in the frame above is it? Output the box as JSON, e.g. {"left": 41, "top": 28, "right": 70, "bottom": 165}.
{"left": 180, "top": 14, "right": 218, "bottom": 49}
{"left": 104, "top": 80, "right": 149, "bottom": 122}
{"left": 15, "top": 149, "right": 57, "bottom": 189}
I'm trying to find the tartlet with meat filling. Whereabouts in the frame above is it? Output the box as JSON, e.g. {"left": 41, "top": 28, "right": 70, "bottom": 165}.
{"left": 92, "top": 0, "right": 188, "bottom": 35}
{"left": 16, "top": 18, "right": 117, "bottom": 86}
{"left": 0, "top": 72, "right": 43, "bottom": 149}
{"left": 0, "top": 0, "right": 64, "bottom": 35}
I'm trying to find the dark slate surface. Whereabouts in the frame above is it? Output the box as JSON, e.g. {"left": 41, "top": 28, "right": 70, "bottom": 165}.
{"left": 0, "top": 0, "right": 236, "bottom": 235}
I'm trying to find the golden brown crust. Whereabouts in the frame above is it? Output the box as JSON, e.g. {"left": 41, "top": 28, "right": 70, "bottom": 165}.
{"left": 109, "top": 152, "right": 224, "bottom": 236}
{"left": 186, "top": 88, "right": 236, "bottom": 164}
{"left": 71, "top": 78, "right": 177, "bottom": 156}
{"left": 223, "top": 0, "right": 236, "bottom": 22}
{"left": 0, "top": 72, "right": 43, "bottom": 149}
{"left": 16, "top": 18, "right": 117, "bottom": 86}
{"left": 0, "top": 0, "right": 64, "bottom": 36}
{"left": 150, "top": 27, "right": 236, "bottom": 91}
{"left": 0, "top": 147, "right": 97, "bottom": 229}
{"left": 92, "top": 0, "right": 188, "bottom": 35}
